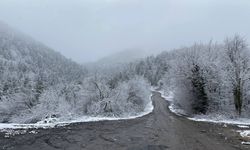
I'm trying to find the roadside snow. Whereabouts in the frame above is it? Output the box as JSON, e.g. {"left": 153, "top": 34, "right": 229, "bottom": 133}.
{"left": 158, "top": 90, "right": 250, "bottom": 126}
{"left": 158, "top": 89, "right": 250, "bottom": 145}
{"left": 158, "top": 90, "right": 174, "bottom": 102}
{"left": 238, "top": 130, "right": 250, "bottom": 138}
{"left": 238, "top": 130, "right": 250, "bottom": 145}
{"left": 238, "top": 125, "right": 249, "bottom": 129}
{"left": 0, "top": 95, "right": 154, "bottom": 130}
{"left": 187, "top": 116, "right": 250, "bottom": 126}
{"left": 242, "top": 142, "right": 250, "bottom": 145}
{"left": 2, "top": 129, "right": 27, "bottom": 138}
{"left": 157, "top": 90, "right": 188, "bottom": 116}
{"left": 0, "top": 123, "right": 57, "bottom": 130}
{"left": 169, "top": 103, "right": 188, "bottom": 116}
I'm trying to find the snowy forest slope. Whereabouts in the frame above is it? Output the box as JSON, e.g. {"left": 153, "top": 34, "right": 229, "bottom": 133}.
{"left": 0, "top": 22, "right": 86, "bottom": 123}
{"left": 0, "top": 22, "right": 152, "bottom": 124}
{"left": 128, "top": 36, "right": 250, "bottom": 119}
{"left": 1, "top": 21, "right": 249, "bottom": 125}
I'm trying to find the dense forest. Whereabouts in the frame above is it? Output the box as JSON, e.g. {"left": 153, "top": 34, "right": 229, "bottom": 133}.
{"left": 0, "top": 23, "right": 151, "bottom": 124}
{"left": 0, "top": 22, "right": 249, "bottom": 124}
{"left": 128, "top": 35, "right": 250, "bottom": 118}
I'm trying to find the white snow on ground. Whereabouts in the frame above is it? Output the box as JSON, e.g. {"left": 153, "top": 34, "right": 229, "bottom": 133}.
{"left": 1, "top": 129, "right": 38, "bottom": 138}
{"left": 188, "top": 116, "right": 250, "bottom": 126}
{"left": 169, "top": 104, "right": 188, "bottom": 116}
{"left": 238, "top": 125, "right": 249, "bottom": 129}
{"left": 157, "top": 90, "right": 188, "bottom": 116}
{"left": 242, "top": 142, "right": 250, "bottom": 145}
{"left": 158, "top": 90, "right": 250, "bottom": 126}
{"left": 2, "top": 129, "right": 28, "bottom": 138}
{"left": 238, "top": 130, "right": 250, "bottom": 145}
{"left": 158, "top": 90, "right": 174, "bottom": 102}
{"left": 237, "top": 130, "right": 250, "bottom": 145}
{"left": 238, "top": 130, "right": 250, "bottom": 138}
{"left": 0, "top": 95, "right": 154, "bottom": 130}
{"left": 157, "top": 89, "right": 250, "bottom": 145}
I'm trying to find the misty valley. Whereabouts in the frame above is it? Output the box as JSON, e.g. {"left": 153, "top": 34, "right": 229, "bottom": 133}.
{"left": 1, "top": 0, "right": 250, "bottom": 149}
{"left": 1, "top": 22, "right": 250, "bottom": 150}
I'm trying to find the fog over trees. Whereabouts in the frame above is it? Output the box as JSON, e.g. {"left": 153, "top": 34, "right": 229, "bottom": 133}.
{"left": 107, "top": 35, "right": 250, "bottom": 118}
{"left": 152, "top": 36, "right": 250, "bottom": 117}
{"left": 0, "top": 21, "right": 250, "bottom": 124}
{"left": 0, "top": 22, "right": 152, "bottom": 124}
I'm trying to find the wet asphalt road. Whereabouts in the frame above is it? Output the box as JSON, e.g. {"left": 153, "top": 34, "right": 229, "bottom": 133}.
{"left": 0, "top": 91, "right": 249, "bottom": 150}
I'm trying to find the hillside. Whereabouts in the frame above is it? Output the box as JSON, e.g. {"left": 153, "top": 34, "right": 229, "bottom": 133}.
{"left": 0, "top": 22, "right": 151, "bottom": 124}
{"left": 0, "top": 22, "right": 86, "bottom": 123}
{"left": 0, "top": 22, "right": 85, "bottom": 84}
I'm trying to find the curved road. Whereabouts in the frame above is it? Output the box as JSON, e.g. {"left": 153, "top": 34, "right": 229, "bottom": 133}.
{"left": 0, "top": 91, "right": 249, "bottom": 150}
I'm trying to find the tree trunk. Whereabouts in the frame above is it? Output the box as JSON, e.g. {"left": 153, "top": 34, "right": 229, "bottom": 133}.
{"left": 234, "top": 84, "right": 242, "bottom": 116}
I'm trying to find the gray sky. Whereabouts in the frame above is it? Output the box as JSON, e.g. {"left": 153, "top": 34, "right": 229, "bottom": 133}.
{"left": 0, "top": 0, "right": 250, "bottom": 63}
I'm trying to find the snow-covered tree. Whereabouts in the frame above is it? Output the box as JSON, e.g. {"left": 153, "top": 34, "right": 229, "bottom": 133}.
{"left": 224, "top": 35, "right": 250, "bottom": 115}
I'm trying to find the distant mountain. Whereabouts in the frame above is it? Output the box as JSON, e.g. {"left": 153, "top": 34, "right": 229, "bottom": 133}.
{"left": 96, "top": 49, "right": 157, "bottom": 65}
{"left": 84, "top": 49, "right": 162, "bottom": 76}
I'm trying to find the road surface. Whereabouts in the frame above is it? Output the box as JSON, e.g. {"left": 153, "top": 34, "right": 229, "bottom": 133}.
{"left": 0, "top": 91, "right": 249, "bottom": 150}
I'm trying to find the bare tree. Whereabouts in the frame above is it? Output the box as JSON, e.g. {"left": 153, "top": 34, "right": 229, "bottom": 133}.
{"left": 224, "top": 35, "right": 250, "bottom": 115}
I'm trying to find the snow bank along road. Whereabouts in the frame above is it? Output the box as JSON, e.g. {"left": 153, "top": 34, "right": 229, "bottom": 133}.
{"left": 0, "top": 91, "right": 249, "bottom": 150}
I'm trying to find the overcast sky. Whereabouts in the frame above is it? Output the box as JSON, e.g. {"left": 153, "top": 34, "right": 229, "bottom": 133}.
{"left": 0, "top": 0, "right": 250, "bottom": 63}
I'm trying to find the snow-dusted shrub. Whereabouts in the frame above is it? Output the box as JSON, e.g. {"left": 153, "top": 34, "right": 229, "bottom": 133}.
{"left": 9, "top": 83, "right": 89, "bottom": 123}
{"left": 86, "top": 76, "right": 151, "bottom": 117}
{"left": 10, "top": 88, "right": 66, "bottom": 123}
{"left": 5, "top": 76, "right": 151, "bottom": 124}
{"left": 114, "top": 76, "right": 151, "bottom": 116}
{"left": 0, "top": 92, "right": 36, "bottom": 123}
